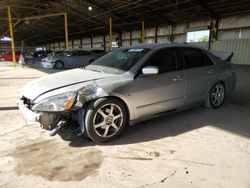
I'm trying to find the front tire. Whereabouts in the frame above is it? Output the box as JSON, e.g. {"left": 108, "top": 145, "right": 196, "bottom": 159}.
{"left": 84, "top": 98, "right": 128, "bottom": 142}
{"left": 205, "top": 82, "right": 225, "bottom": 109}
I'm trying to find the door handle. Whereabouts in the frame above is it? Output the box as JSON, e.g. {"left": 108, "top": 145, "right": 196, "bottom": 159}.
{"left": 173, "top": 75, "right": 183, "bottom": 82}
{"left": 208, "top": 69, "right": 215, "bottom": 75}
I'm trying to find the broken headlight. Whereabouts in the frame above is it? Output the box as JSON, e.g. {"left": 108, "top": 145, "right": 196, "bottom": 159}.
{"left": 32, "top": 92, "right": 76, "bottom": 112}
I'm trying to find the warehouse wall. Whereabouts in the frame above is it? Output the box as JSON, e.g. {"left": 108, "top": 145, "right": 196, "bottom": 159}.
{"left": 218, "top": 14, "right": 250, "bottom": 40}
{"left": 212, "top": 39, "right": 250, "bottom": 65}
{"left": 0, "top": 41, "right": 35, "bottom": 53}
{"left": 45, "top": 13, "right": 250, "bottom": 65}
{"left": 211, "top": 14, "right": 250, "bottom": 64}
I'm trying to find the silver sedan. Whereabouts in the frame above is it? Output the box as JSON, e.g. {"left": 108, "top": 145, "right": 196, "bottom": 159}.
{"left": 19, "top": 44, "right": 236, "bottom": 142}
{"left": 40, "top": 50, "right": 98, "bottom": 69}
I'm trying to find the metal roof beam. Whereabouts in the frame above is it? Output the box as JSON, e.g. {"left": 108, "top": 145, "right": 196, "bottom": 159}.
{"left": 83, "top": 0, "right": 129, "bottom": 24}
{"left": 194, "top": 0, "right": 218, "bottom": 18}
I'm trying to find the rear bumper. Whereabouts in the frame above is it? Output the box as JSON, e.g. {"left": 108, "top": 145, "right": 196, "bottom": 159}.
{"left": 18, "top": 100, "right": 40, "bottom": 122}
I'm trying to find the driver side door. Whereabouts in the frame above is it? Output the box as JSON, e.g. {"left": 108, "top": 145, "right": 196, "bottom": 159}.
{"left": 130, "top": 48, "right": 186, "bottom": 119}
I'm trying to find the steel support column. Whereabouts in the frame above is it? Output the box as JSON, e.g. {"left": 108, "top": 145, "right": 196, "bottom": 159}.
{"left": 80, "top": 37, "right": 82, "bottom": 48}
{"left": 155, "top": 26, "right": 158, "bottom": 43}
{"left": 129, "top": 31, "right": 132, "bottom": 46}
{"left": 7, "top": 6, "right": 16, "bottom": 67}
{"left": 171, "top": 24, "right": 174, "bottom": 43}
{"left": 90, "top": 34, "right": 93, "bottom": 48}
{"left": 141, "top": 20, "right": 144, "bottom": 43}
{"left": 64, "top": 13, "right": 69, "bottom": 50}
{"left": 109, "top": 16, "right": 112, "bottom": 51}
{"left": 103, "top": 32, "right": 106, "bottom": 52}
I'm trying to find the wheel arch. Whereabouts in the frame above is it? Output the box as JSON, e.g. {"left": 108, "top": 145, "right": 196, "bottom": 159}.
{"left": 205, "top": 80, "right": 226, "bottom": 109}
{"left": 78, "top": 94, "right": 132, "bottom": 134}
{"left": 207, "top": 80, "right": 226, "bottom": 97}
{"left": 216, "top": 80, "right": 226, "bottom": 93}
{"left": 103, "top": 95, "right": 131, "bottom": 122}
{"left": 82, "top": 95, "right": 130, "bottom": 142}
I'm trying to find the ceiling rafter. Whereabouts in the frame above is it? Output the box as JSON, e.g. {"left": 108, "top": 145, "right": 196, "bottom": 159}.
{"left": 194, "top": 0, "right": 218, "bottom": 18}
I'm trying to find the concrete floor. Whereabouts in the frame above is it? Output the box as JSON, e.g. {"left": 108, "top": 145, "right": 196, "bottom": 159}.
{"left": 0, "top": 62, "right": 250, "bottom": 188}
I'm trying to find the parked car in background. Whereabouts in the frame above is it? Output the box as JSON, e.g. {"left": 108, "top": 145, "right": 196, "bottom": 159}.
{"left": 55, "top": 50, "right": 65, "bottom": 56}
{"left": 19, "top": 44, "right": 236, "bottom": 142}
{"left": 33, "top": 50, "right": 52, "bottom": 58}
{"left": 0, "top": 51, "right": 21, "bottom": 61}
{"left": 40, "top": 49, "right": 99, "bottom": 69}
{"left": 89, "top": 49, "right": 106, "bottom": 57}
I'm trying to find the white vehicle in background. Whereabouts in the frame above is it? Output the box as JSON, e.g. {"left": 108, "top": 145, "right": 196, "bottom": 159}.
{"left": 40, "top": 50, "right": 99, "bottom": 69}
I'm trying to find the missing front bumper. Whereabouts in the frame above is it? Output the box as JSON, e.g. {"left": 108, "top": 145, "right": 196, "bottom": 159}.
{"left": 19, "top": 99, "right": 58, "bottom": 129}
{"left": 19, "top": 100, "right": 40, "bottom": 122}
{"left": 19, "top": 99, "right": 84, "bottom": 137}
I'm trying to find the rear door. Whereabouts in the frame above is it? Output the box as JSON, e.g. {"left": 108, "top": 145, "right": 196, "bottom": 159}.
{"left": 65, "top": 50, "right": 80, "bottom": 67}
{"left": 74, "top": 50, "right": 86, "bottom": 66}
{"left": 180, "top": 47, "right": 216, "bottom": 105}
{"left": 78, "top": 51, "right": 93, "bottom": 66}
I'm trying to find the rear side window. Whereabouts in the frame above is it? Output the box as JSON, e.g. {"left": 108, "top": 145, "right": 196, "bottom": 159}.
{"left": 145, "top": 48, "right": 178, "bottom": 73}
{"left": 181, "top": 48, "right": 207, "bottom": 69}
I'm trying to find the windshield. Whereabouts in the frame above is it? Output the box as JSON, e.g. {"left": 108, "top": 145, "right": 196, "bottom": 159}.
{"left": 85, "top": 48, "right": 150, "bottom": 74}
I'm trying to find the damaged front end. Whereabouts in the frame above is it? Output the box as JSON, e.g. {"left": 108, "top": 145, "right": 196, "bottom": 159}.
{"left": 19, "top": 84, "right": 108, "bottom": 137}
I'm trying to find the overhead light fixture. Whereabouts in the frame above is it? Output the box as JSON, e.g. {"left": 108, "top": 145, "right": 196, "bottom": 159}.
{"left": 88, "top": 6, "right": 92, "bottom": 11}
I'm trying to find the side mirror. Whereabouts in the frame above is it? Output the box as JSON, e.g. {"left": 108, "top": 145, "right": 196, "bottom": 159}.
{"left": 142, "top": 66, "right": 159, "bottom": 76}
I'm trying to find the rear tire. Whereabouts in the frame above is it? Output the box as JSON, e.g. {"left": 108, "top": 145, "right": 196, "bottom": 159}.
{"left": 205, "top": 82, "right": 225, "bottom": 109}
{"left": 84, "top": 98, "right": 128, "bottom": 142}
{"left": 54, "top": 61, "right": 64, "bottom": 69}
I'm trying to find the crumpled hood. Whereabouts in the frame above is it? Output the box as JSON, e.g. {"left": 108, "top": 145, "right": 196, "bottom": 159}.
{"left": 21, "top": 69, "right": 112, "bottom": 100}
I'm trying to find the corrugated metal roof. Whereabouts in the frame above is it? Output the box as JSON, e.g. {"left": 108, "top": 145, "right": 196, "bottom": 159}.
{"left": 1, "top": 0, "right": 250, "bottom": 45}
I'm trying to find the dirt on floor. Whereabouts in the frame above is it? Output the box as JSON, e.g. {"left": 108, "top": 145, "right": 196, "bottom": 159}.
{"left": 0, "top": 62, "right": 250, "bottom": 188}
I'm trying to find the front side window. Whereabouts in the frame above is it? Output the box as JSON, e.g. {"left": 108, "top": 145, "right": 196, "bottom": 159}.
{"left": 181, "top": 48, "right": 206, "bottom": 69}
{"left": 145, "top": 48, "right": 177, "bottom": 73}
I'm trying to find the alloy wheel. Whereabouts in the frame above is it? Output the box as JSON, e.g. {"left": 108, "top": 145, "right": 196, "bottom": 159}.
{"left": 93, "top": 103, "right": 123, "bottom": 138}
{"left": 211, "top": 84, "right": 225, "bottom": 107}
